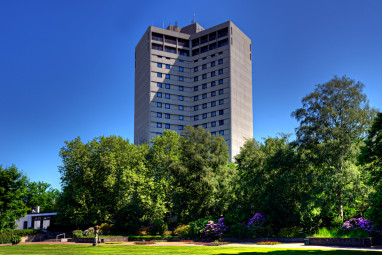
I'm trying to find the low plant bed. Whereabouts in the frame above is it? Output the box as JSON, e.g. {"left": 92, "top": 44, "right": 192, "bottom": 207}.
{"left": 257, "top": 241, "right": 281, "bottom": 245}
{"left": 179, "top": 240, "right": 194, "bottom": 242}
{"left": 202, "top": 241, "right": 229, "bottom": 246}
{"left": 104, "top": 242, "right": 124, "bottom": 244}
{"left": 134, "top": 241, "right": 156, "bottom": 245}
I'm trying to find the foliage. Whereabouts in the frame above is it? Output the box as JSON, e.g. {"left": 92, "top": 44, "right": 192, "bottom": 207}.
{"left": 188, "top": 218, "right": 214, "bottom": 238}
{"left": 292, "top": 75, "right": 376, "bottom": 221}
{"left": 277, "top": 227, "right": 306, "bottom": 238}
{"left": 162, "top": 230, "right": 172, "bottom": 237}
{"left": 11, "top": 235, "right": 21, "bottom": 244}
{"left": 72, "top": 230, "right": 84, "bottom": 238}
{"left": 13, "top": 229, "right": 40, "bottom": 236}
{"left": 151, "top": 220, "right": 168, "bottom": 235}
{"left": 0, "top": 229, "right": 40, "bottom": 244}
{"left": 247, "top": 213, "right": 265, "bottom": 228}
{"left": 226, "top": 223, "right": 249, "bottom": 238}
{"left": 0, "top": 165, "right": 29, "bottom": 231}
{"left": 203, "top": 218, "right": 228, "bottom": 239}
{"left": 342, "top": 217, "right": 374, "bottom": 232}
{"left": 83, "top": 227, "right": 94, "bottom": 236}
{"left": 23, "top": 181, "right": 60, "bottom": 213}
{"left": 312, "top": 227, "right": 371, "bottom": 238}
{"left": 99, "top": 223, "right": 114, "bottom": 235}
{"left": 173, "top": 225, "right": 191, "bottom": 237}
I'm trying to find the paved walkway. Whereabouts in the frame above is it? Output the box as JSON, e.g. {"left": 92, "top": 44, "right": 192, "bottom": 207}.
{"left": 1, "top": 241, "right": 382, "bottom": 252}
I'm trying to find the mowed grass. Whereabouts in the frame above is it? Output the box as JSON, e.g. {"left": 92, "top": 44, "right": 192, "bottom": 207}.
{"left": 0, "top": 245, "right": 381, "bottom": 255}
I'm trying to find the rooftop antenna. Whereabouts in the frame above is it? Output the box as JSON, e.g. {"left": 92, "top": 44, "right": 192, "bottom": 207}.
{"left": 192, "top": 13, "right": 196, "bottom": 24}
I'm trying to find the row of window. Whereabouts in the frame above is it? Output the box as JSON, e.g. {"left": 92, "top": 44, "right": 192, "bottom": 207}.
{"left": 157, "top": 122, "right": 225, "bottom": 130}
{"left": 194, "top": 59, "right": 223, "bottom": 72}
{"left": 157, "top": 63, "right": 184, "bottom": 72}
{"left": 156, "top": 110, "right": 225, "bottom": 120}
{"left": 157, "top": 82, "right": 184, "bottom": 91}
{"left": 156, "top": 78, "right": 224, "bottom": 92}
{"left": 157, "top": 89, "right": 224, "bottom": 100}
{"left": 194, "top": 69, "right": 223, "bottom": 81}
{"left": 157, "top": 130, "right": 225, "bottom": 136}
{"left": 156, "top": 99, "right": 225, "bottom": 110}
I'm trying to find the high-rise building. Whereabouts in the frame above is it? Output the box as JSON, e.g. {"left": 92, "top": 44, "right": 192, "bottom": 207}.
{"left": 134, "top": 21, "right": 252, "bottom": 158}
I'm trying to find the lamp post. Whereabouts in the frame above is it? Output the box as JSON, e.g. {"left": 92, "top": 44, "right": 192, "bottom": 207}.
{"left": 93, "top": 225, "right": 100, "bottom": 246}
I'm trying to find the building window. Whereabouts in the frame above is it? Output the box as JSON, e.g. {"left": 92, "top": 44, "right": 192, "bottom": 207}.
{"left": 157, "top": 73, "right": 162, "bottom": 77}
{"left": 165, "top": 103, "right": 170, "bottom": 109}
{"left": 179, "top": 105, "right": 184, "bottom": 110}
{"left": 165, "top": 123, "right": 170, "bottom": 129}
{"left": 194, "top": 76, "right": 198, "bottom": 81}
{"left": 203, "top": 123, "right": 208, "bottom": 128}
{"left": 165, "top": 114, "right": 170, "bottom": 119}
{"left": 219, "top": 110, "right": 224, "bottom": 115}
{"left": 194, "top": 86, "right": 198, "bottom": 91}
{"left": 219, "top": 69, "right": 223, "bottom": 74}
{"left": 194, "top": 96, "right": 199, "bottom": 101}
{"left": 194, "top": 115, "right": 199, "bottom": 120}
{"left": 202, "top": 103, "right": 207, "bottom": 109}
{"left": 211, "top": 101, "right": 216, "bottom": 107}
{"left": 219, "top": 89, "right": 224, "bottom": 95}
{"left": 219, "top": 130, "right": 224, "bottom": 135}
{"left": 211, "top": 121, "right": 216, "bottom": 127}
{"left": 211, "top": 131, "right": 216, "bottom": 135}
{"left": 194, "top": 105, "right": 198, "bottom": 111}
{"left": 166, "top": 64, "right": 170, "bottom": 69}
{"left": 157, "top": 92, "right": 162, "bottom": 98}
{"left": 194, "top": 67, "right": 198, "bottom": 72}
{"left": 203, "top": 113, "right": 207, "bottom": 119}
{"left": 218, "top": 59, "right": 223, "bottom": 64}
{"left": 179, "top": 125, "right": 184, "bottom": 130}
{"left": 179, "top": 76, "right": 184, "bottom": 81}
{"left": 202, "top": 93, "right": 207, "bottom": 99}
{"left": 202, "top": 74, "right": 207, "bottom": 79}
{"left": 179, "top": 59, "right": 184, "bottom": 62}
{"left": 157, "top": 63, "right": 162, "bottom": 68}
{"left": 211, "top": 91, "right": 216, "bottom": 97}
{"left": 219, "top": 79, "right": 223, "bottom": 84}
{"left": 157, "top": 82, "right": 162, "bottom": 88}
{"left": 202, "top": 64, "right": 207, "bottom": 69}
{"left": 157, "top": 102, "right": 162, "bottom": 108}
{"left": 179, "top": 115, "right": 184, "bottom": 120}
{"left": 219, "top": 120, "right": 224, "bottom": 125}
{"left": 165, "top": 84, "right": 170, "bottom": 89}
{"left": 165, "top": 93, "right": 170, "bottom": 99}
{"left": 157, "top": 123, "right": 162, "bottom": 128}
{"left": 179, "top": 95, "right": 184, "bottom": 101}
{"left": 166, "top": 74, "right": 170, "bottom": 79}
{"left": 211, "top": 111, "right": 216, "bottom": 117}
{"left": 179, "top": 66, "right": 184, "bottom": 72}
{"left": 157, "top": 132, "right": 162, "bottom": 136}
{"left": 179, "top": 86, "right": 184, "bottom": 91}
{"left": 211, "top": 81, "right": 216, "bottom": 87}
{"left": 211, "top": 61, "right": 215, "bottom": 67}
{"left": 219, "top": 99, "right": 224, "bottom": 105}
{"left": 211, "top": 71, "right": 215, "bottom": 77}
{"left": 157, "top": 112, "right": 162, "bottom": 118}
{"left": 202, "top": 83, "right": 207, "bottom": 89}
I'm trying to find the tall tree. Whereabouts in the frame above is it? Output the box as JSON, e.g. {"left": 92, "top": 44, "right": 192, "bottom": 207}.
{"left": 360, "top": 112, "right": 382, "bottom": 227}
{"left": 292, "top": 75, "right": 376, "bottom": 221}
{"left": 24, "top": 181, "right": 60, "bottom": 213}
{"left": 0, "top": 165, "right": 29, "bottom": 231}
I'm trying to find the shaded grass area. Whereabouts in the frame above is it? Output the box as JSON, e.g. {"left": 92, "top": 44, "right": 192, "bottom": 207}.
{"left": 0, "top": 245, "right": 381, "bottom": 255}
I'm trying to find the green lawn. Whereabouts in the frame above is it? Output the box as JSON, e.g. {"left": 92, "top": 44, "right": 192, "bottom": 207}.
{"left": 0, "top": 245, "right": 381, "bottom": 255}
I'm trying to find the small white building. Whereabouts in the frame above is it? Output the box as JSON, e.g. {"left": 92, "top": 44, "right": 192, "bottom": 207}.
{"left": 15, "top": 207, "right": 57, "bottom": 230}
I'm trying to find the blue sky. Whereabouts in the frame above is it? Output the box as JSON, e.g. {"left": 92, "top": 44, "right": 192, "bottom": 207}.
{"left": 1, "top": 0, "right": 381, "bottom": 190}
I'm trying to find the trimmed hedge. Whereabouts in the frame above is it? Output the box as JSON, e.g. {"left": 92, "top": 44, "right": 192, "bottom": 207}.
{"left": 0, "top": 229, "right": 41, "bottom": 244}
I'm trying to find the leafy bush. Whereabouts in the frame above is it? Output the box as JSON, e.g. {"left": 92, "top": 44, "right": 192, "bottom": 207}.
{"left": 247, "top": 213, "right": 266, "bottom": 237}
{"left": 0, "top": 232, "right": 12, "bottom": 244}
{"left": 99, "top": 223, "right": 114, "bottom": 235}
{"left": 72, "top": 230, "right": 84, "bottom": 238}
{"left": 173, "top": 225, "right": 190, "bottom": 237}
{"left": 163, "top": 230, "right": 172, "bottom": 237}
{"left": 227, "top": 223, "right": 249, "bottom": 238}
{"left": 151, "top": 220, "right": 168, "bottom": 235}
{"left": 188, "top": 218, "right": 214, "bottom": 238}
{"left": 312, "top": 227, "right": 372, "bottom": 238}
{"left": 342, "top": 217, "right": 373, "bottom": 232}
{"left": 84, "top": 227, "right": 94, "bottom": 236}
{"left": 11, "top": 235, "right": 21, "bottom": 244}
{"left": 278, "top": 227, "right": 307, "bottom": 238}
{"left": 0, "top": 229, "right": 41, "bottom": 244}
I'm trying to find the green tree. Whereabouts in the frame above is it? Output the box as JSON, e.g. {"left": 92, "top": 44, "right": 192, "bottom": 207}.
{"left": 360, "top": 112, "right": 382, "bottom": 227}
{"left": 0, "top": 165, "right": 29, "bottom": 231}
{"left": 292, "top": 75, "right": 376, "bottom": 221}
{"left": 24, "top": 181, "right": 60, "bottom": 213}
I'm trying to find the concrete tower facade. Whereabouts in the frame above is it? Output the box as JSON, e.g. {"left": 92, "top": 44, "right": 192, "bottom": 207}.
{"left": 134, "top": 21, "right": 252, "bottom": 158}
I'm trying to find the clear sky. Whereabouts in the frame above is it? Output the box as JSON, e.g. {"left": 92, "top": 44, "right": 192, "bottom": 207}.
{"left": 1, "top": 0, "right": 381, "bottom": 190}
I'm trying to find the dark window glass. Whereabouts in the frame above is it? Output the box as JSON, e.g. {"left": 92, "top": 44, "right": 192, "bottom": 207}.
{"left": 194, "top": 76, "right": 198, "bottom": 81}
{"left": 179, "top": 125, "right": 184, "bottom": 130}
{"left": 157, "top": 82, "right": 162, "bottom": 88}
{"left": 194, "top": 115, "right": 198, "bottom": 120}
{"left": 211, "top": 111, "right": 216, "bottom": 117}
{"left": 202, "top": 93, "right": 207, "bottom": 99}
{"left": 165, "top": 103, "right": 170, "bottom": 109}
{"left": 203, "top": 113, "right": 207, "bottom": 119}
{"left": 165, "top": 114, "right": 170, "bottom": 119}
{"left": 219, "top": 89, "right": 223, "bottom": 95}
{"left": 219, "top": 120, "right": 224, "bottom": 125}
{"left": 179, "top": 86, "right": 184, "bottom": 91}
{"left": 218, "top": 59, "right": 223, "bottom": 64}
{"left": 157, "top": 92, "right": 162, "bottom": 98}
{"left": 157, "top": 113, "right": 162, "bottom": 118}
{"left": 219, "top": 99, "right": 224, "bottom": 105}
{"left": 219, "top": 130, "right": 224, "bottom": 135}
{"left": 219, "top": 69, "right": 223, "bottom": 74}
{"left": 211, "top": 101, "right": 216, "bottom": 107}
{"left": 203, "top": 123, "right": 208, "bottom": 128}
{"left": 165, "top": 93, "right": 170, "bottom": 99}
{"left": 179, "top": 96, "right": 184, "bottom": 101}
{"left": 179, "top": 76, "right": 184, "bottom": 81}
{"left": 166, "top": 64, "right": 170, "bottom": 69}
{"left": 219, "top": 110, "right": 224, "bottom": 115}
{"left": 211, "top": 71, "right": 215, "bottom": 77}
{"left": 211, "top": 81, "right": 216, "bottom": 87}
{"left": 194, "top": 67, "right": 198, "bottom": 72}
{"left": 157, "top": 63, "right": 162, "bottom": 68}
{"left": 165, "top": 124, "right": 170, "bottom": 129}
{"left": 179, "top": 67, "right": 184, "bottom": 72}
{"left": 211, "top": 61, "right": 215, "bottom": 67}
{"left": 194, "top": 105, "right": 198, "bottom": 111}
{"left": 157, "top": 73, "right": 162, "bottom": 77}
{"left": 157, "top": 132, "right": 162, "bottom": 136}
{"left": 202, "top": 74, "right": 207, "bottom": 79}
{"left": 157, "top": 102, "right": 162, "bottom": 108}
{"left": 165, "top": 84, "right": 170, "bottom": 89}
{"left": 179, "top": 105, "right": 184, "bottom": 110}
{"left": 211, "top": 121, "right": 216, "bottom": 127}
{"left": 211, "top": 131, "right": 216, "bottom": 135}
{"left": 179, "top": 59, "right": 184, "bottom": 62}
{"left": 157, "top": 123, "right": 162, "bottom": 128}
{"left": 202, "top": 103, "right": 207, "bottom": 109}
{"left": 194, "top": 86, "right": 198, "bottom": 91}
{"left": 219, "top": 79, "right": 223, "bottom": 84}
{"left": 166, "top": 74, "right": 170, "bottom": 79}
{"left": 179, "top": 115, "right": 184, "bottom": 120}
{"left": 194, "top": 96, "right": 198, "bottom": 101}
{"left": 211, "top": 91, "right": 216, "bottom": 97}
{"left": 202, "top": 83, "right": 207, "bottom": 89}
{"left": 202, "top": 64, "right": 207, "bottom": 69}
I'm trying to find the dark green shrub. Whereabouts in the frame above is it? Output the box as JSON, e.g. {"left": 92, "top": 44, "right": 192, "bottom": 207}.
{"left": 0, "top": 232, "right": 12, "bottom": 244}
{"left": 14, "top": 229, "right": 40, "bottom": 236}
{"left": 173, "top": 225, "right": 190, "bottom": 237}
{"left": 99, "top": 223, "right": 114, "bottom": 235}
{"left": 188, "top": 218, "right": 215, "bottom": 238}
{"left": 152, "top": 220, "right": 168, "bottom": 235}
{"left": 11, "top": 235, "right": 21, "bottom": 244}
{"left": 277, "top": 226, "right": 307, "bottom": 238}
{"left": 226, "top": 223, "right": 249, "bottom": 238}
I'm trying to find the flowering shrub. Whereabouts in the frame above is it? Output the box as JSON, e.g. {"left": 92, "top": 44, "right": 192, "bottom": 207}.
{"left": 173, "top": 225, "right": 191, "bottom": 236}
{"left": 342, "top": 217, "right": 374, "bottom": 232}
{"left": 204, "top": 218, "right": 228, "bottom": 239}
{"left": 257, "top": 241, "right": 280, "bottom": 245}
{"left": 247, "top": 213, "right": 265, "bottom": 228}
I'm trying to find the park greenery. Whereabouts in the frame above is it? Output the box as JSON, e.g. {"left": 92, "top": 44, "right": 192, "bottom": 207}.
{"left": 0, "top": 75, "right": 381, "bottom": 240}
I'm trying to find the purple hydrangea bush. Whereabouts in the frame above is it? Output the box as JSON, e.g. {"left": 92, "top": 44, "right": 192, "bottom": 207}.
{"left": 247, "top": 213, "right": 265, "bottom": 228}
{"left": 342, "top": 217, "right": 374, "bottom": 232}
{"left": 204, "top": 218, "right": 228, "bottom": 239}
